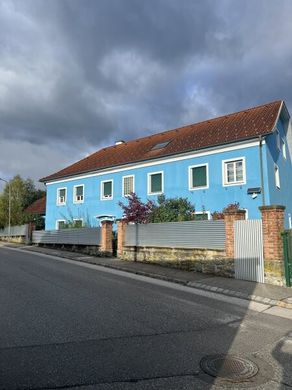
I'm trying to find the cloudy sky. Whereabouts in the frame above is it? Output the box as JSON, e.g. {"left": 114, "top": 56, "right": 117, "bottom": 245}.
{"left": 1, "top": 0, "right": 292, "bottom": 188}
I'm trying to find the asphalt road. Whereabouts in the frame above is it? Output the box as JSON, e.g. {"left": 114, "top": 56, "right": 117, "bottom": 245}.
{"left": 0, "top": 247, "right": 291, "bottom": 390}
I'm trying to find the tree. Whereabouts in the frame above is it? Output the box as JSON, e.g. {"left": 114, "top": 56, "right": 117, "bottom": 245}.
{"left": 0, "top": 175, "right": 45, "bottom": 228}
{"left": 118, "top": 193, "right": 155, "bottom": 224}
{"left": 149, "top": 195, "right": 196, "bottom": 223}
{"left": 211, "top": 202, "right": 240, "bottom": 220}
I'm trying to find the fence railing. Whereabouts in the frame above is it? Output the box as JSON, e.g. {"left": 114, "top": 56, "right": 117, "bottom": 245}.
{"left": 124, "top": 220, "right": 225, "bottom": 250}
{"left": 0, "top": 224, "right": 28, "bottom": 237}
{"left": 32, "top": 227, "right": 101, "bottom": 246}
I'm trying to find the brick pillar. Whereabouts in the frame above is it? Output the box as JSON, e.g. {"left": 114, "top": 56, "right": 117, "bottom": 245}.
{"left": 117, "top": 220, "right": 127, "bottom": 258}
{"left": 224, "top": 210, "right": 246, "bottom": 258}
{"left": 259, "top": 205, "right": 285, "bottom": 261}
{"left": 100, "top": 220, "right": 113, "bottom": 256}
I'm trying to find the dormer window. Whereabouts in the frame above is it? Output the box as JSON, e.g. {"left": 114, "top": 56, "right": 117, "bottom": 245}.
{"left": 151, "top": 140, "right": 171, "bottom": 151}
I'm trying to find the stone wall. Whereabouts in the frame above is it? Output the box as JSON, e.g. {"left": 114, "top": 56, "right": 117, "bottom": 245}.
{"left": 121, "top": 246, "right": 234, "bottom": 278}
{"left": 36, "top": 243, "right": 102, "bottom": 256}
{"left": 0, "top": 236, "right": 26, "bottom": 244}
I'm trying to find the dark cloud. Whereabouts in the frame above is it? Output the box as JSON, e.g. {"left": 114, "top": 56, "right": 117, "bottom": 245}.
{"left": 0, "top": 0, "right": 292, "bottom": 183}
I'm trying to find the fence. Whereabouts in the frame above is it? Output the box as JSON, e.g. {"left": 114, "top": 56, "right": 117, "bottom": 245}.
{"left": 124, "top": 220, "right": 225, "bottom": 250}
{"left": 32, "top": 227, "right": 101, "bottom": 246}
{"left": 0, "top": 224, "right": 28, "bottom": 237}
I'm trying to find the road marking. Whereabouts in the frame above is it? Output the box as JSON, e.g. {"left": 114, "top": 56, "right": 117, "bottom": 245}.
{"left": 1, "top": 246, "right": 284, "bottom": 316}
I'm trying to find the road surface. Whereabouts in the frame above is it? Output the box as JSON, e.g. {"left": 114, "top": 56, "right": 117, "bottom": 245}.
{"left": 0, "top": 246, "right": 291, "bottom": 389}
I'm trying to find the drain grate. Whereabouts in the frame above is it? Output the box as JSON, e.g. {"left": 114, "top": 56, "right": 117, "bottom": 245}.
{"left": 200, "top": 354, "right": 259, "bottom": 382}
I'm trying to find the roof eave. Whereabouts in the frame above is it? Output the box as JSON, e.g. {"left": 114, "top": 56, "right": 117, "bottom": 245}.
{"left": 40, "top": 135, "right": 270, "bottom": 184}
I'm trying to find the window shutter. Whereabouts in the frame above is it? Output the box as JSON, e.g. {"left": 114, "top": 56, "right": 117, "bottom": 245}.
{"left": 192, "top": 166, "right": 207, "bottom": 187}
{"left": 151, "top": 173, "right": 162, "bottom": 193}
{"left": 103, "top": 181, "right": 112, "bottom": 197}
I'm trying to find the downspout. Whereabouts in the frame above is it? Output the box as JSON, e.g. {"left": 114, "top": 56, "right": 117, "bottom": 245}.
{"left": 259, "top": 136, "right": 265, "bottom": 206}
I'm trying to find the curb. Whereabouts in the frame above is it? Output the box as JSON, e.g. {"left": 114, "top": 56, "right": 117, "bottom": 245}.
{"left": 6, "top": 245, "right": 292, "bottom": 310}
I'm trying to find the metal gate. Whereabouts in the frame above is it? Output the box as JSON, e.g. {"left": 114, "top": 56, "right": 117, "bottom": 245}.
{"left": 234, "top": 220, "right": 264, "bottom": 283}
{"left": 282, "top": 230, "right": 292, "bottom": 287}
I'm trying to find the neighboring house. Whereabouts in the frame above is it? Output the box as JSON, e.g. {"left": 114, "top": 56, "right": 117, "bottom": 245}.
{"left": 25, "top": 196, "right": 46, "bottom": 216}
{"left": 40, "top": 100, "right": 292, "bottom": 230}
{"left": 25, "top": 196, "right": 46, "bottom": 229}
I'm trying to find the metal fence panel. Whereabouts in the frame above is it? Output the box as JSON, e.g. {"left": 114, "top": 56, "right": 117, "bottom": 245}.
{"left": 0, "top": 224, "right": 28, "bottom": 237}
{"left": 32, "top": 227, "right": 101, "bottom": 246}
{"left": 125, "top": 220, "right": 225, "bottom": 250}
{"left": 235, "top": 220, "right": 264, "bottom": 283}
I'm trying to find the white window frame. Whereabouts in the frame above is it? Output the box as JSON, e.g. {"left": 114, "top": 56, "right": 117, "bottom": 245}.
{"left": 222, "top": 157, "right": 246, "bottom": 186}
{"left": 73, "top": 218, "right": 83, "bottom": 227}
{"left": 282, "top": 138, "right": 287, "bottom": 159}
{"left": 73, "top": 184, "right": 84, "bottom": 204}
{"left": 276, "top": 129, "right": 281, "bottom": 151}
{"left": 275, "top": 164, "right": 280, "bottom": 189}
{"left": 56, "top": 219, "right": 66, "bottom": 230}
{"left": 194, "top": 211, "right": 211, "bottom": 220}
{"left": 188, "top": 163, "right": 209, "bottom": 190}
{"left": 147, "top": 171, "right": 164, "bottom": 195}
{"left": 100, "top": 179, "right": 113, "bottom": 200}
{"left": 122, "top": 175, "right": 135, "bottom": 197}
{"left": 57, "top": 187, "right": 67, "bottom": 205}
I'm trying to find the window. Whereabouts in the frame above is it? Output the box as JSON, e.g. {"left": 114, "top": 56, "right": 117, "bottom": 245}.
{"left": 101, "top": 180, "right": 113, "bottom": 200}
{"left": 275, "top": 164, "right": 280, "bottom": 189}
{"left": 151, "top": 140, "right": 171, "bottom": 151}
{"left": 223, "top": 158, "right": 245, "bottom": 185}
{"left": 148, "top": 172, "right": 163, "bottom": 195}
{"left": 282, "top": 139, "right": 287, "bottom": 159}
{"left": 56, "top": 220, "right": 66, "bottom": 230}
{"left": 189, "top": 164, "right": 208, "bottom": 190}
{"left": 73, "top": 219, "right": 83, "bottom": 228}
{"left": 194, "top": 211, "right": 210, "bottom": 220}
{"left": 73, "top": 185, "right": 84, "bottom": 203}
{"left": 276, "top": 129, "right": 281, "bottom": 151}
{"left": 57, "top": 188, "right": 66, "bottom": 205}
{"left": 123, "top": 175, "right": 134, "bottom": 197}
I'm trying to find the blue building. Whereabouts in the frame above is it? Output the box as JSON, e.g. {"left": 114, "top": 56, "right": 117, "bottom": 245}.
{"left": 41, "top": 100, "right": 292, "bottom": 229}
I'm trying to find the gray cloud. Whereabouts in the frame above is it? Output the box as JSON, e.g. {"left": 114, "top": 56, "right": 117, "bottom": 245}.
{"left": 0, "top": 0, "right": 292, "bottom": 183}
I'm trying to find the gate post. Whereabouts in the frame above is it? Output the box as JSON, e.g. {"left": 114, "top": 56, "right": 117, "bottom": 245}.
{"left": 117, "top": 220, "right": 127, "bottom": 258}
{"left": 259, "top": 205, "right": 285, "bottom": 285}
{"left": 100, "top": 220, "right": 113, "bottom": 256}
{"left": 224, "top": 209, "right": 246, "bottom": 258}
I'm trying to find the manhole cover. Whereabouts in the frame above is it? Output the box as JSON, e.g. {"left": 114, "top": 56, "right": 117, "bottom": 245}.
{"left": 200, "top": 354, "right": 259, "bottom": 381}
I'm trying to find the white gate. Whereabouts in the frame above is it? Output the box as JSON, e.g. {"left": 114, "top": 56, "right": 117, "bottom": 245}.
{"left": 234, "top": 220, "right": 264, "bottom": 283}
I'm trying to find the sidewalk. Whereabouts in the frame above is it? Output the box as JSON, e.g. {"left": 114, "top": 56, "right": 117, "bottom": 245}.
{"left": 4, "top": 243, "right": 292, "bottom": 309}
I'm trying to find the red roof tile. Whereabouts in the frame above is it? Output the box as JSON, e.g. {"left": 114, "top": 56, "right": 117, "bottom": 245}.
{"left": 41, "top": 100, "right": 283, "bottom": 182}
{"left": 25, "top": 196, "right": 46, "bottom": 214}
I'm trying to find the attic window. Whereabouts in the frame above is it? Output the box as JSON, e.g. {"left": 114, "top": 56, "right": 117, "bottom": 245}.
{"left": 151, "top": 140, "right": 171, "bottom": 151}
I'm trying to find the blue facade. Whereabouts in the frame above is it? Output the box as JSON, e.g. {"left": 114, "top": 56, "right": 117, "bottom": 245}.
{"left": 44, "top": 114, "right": 292, "bottom": 230}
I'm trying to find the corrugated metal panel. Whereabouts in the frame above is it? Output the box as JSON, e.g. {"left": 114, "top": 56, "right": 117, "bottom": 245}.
{"left": 125, "top": 220, "right": 225, "bottom": 250}
{"left": 235, "top": 220, "right": 264, "bottom": 283}
{"left": 0, "top": 224, "right": 27, "bottom": 236}
{"left": 32, "top": 227, "right": 101, "bottom": 245}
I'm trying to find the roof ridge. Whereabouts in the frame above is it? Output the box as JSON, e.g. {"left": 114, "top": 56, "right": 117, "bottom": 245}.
{"left": 100, "top": 100, "right": 283, "bottom": 151}
{"left": 40, "top": 99, "right": 283, "bottom": 182}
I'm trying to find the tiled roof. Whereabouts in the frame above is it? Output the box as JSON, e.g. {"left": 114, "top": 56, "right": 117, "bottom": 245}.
{"left": 41, "top": 100, "right": 282, "bottom": 182}
{"left": 25, "top": 196, "right": 46, "bottom": 215}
